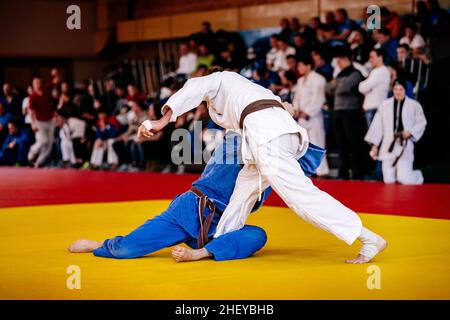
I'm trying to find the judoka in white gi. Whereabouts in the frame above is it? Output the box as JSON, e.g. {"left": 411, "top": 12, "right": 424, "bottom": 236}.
{"left": 293, "top": 56, "right": 329, "bottom": 176}
{"left": 141, "top": 70, "right": 387, "bottom": 264}
{"left": 365, "top": 79, "right": 427, "bottom": 185}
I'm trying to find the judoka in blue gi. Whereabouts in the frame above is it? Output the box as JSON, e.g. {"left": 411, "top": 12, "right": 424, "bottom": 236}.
{"left": 69, "top": 131, "right": 324, "bottom": 262}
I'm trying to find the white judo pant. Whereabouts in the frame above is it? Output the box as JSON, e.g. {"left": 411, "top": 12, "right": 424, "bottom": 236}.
{"left": 28, "top": 120, "right": 55, "bottom": 166}
{"left": 90, "top": 139, "right": 118, "bottom": 166}
{"left": 60, "top": 137, "right": 76, "bottom": 164}
{"left": 215, "top": 133, "right": 362, "bottom": 245}
{"left": 381, "top": 140, "right": 423, "bottom": 185}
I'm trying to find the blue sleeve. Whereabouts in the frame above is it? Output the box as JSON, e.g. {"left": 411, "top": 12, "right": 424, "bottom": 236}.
{"left": 0, "top": 135, "right": 13, "bottom": 157}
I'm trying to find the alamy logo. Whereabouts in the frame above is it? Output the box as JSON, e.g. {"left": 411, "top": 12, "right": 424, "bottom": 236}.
{"left": 366, "top": 5, "right": 381, "bottom": 30}
{"left": 66, "top": 5, "right": 81, "bottom": 30}
{"left": 366, "top": 265, "right": 381, "bottom": 289}
{"left": 66, "top": 265, "right": 81, "bottom": 289}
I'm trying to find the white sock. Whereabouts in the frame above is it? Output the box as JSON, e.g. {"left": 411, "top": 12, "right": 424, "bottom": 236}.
{"left": 357, "top": 227, "right": 380, "bottom": 259}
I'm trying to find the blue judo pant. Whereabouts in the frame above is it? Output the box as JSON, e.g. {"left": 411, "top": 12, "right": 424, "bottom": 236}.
{"left": 93, "top": 192, "right": 267, "bottom": 261}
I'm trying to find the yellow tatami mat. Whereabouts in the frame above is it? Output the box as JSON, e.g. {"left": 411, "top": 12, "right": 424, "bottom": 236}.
{"left": 0, "top": 200, "right": 449, "bottom": 299}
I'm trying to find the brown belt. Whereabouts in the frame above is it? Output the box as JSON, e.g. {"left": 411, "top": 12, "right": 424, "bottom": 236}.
{"left": 190, "top": 186, "right": 219, "bottom": 248}
{"left": 239, "top": 99, "right": 285, "bottom": 129}
{"left": 388, "top": 133, "right": 409, "bottom": 167}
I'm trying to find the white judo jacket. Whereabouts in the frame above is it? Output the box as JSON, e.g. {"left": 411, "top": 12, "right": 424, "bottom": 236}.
{"left": 163, "top": 71, "right": 309, "bottom": 163}
{"left": 365, "top": 97, "right": 427, "bottom": 161}
{"left": 293, "top": 70, "right": 326, "bottom": 130}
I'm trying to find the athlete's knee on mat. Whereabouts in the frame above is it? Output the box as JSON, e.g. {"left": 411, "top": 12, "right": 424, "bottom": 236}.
{"left": 243, "top": 225, "right": 267, "bottom": 249}
{"left": 397, "top": 168, "right": 418, "bottom": 185}
{"left": 382, "top": 172, "right": 396, "bottom": 184}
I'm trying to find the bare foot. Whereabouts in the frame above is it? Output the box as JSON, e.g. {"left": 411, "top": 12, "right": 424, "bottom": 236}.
{"left": 346, "top": 236, "right": 388, "bottom": 264}
{"left": 68, "top": 239, "right": 102, "bottom": 253}
{"left": 171, "top": 246, "right": 212, "bottom": 262}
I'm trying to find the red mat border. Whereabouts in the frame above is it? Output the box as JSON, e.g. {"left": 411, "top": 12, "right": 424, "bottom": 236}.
{"left": 0, "top": 168, "right": 449, "bottom": 219}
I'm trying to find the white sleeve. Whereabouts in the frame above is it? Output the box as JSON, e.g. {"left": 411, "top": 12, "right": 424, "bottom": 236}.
{"left": 304, "top": 76, "right": 326, "bottom": 117}
{"left": 358, "top": 71, "right": 377, "bottom": 95}
{"left": 162, "top": 73, "right": 221, "bottom": 122}
{"left": 292, "top": 83, "right": 301, "bottom": 111}
{"left": 364, "top": 102, "right": 384, "bottom": 146}
{"left": 409, "top": 101, "right": 427, "bottom": 142}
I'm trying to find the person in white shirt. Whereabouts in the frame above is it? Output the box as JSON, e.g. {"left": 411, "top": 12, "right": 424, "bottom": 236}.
{"left": 55, "top": 111, "right": 86, "bottom": 166}
{"left": 139, "top": 70, "right": 387, "bottom": 264}
{"left": 272, "top": 37, "right": 296, "bottom": 74}
{"left": 365, "top": 79, "right": 427, "bottom": 184}
{"left": 359, "top": 48, "right": 391, "bottom": 126}
{"left": 293, "top": 57, "right": 329, "bottom": 176}
{"left": 176, "top": 42, "right": 198, "bottom": 76}
{"left": 399, "top": 23, "right": 426, "bottom": 49}
{"left": 266, "top": 34, "right": 279, "bottom": 71}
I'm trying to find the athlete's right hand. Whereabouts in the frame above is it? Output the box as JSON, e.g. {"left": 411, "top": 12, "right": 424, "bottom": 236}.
{"left": 137, "top": 123, "right": 154, "bottom": 139}
{"left": 369, "top": 145, "right": 378, "bottom": 160}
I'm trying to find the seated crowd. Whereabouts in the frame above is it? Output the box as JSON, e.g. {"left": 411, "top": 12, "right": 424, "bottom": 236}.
{"left": 0, "top": 1, "right": 447, "bottom": 182}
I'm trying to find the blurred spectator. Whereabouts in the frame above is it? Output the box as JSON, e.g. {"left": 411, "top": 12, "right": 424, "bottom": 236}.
{"left": 1, "top": 83, "right": 22, "bottom": 117}
{"left": 266, "top": 34, "right": 279, "bottom": 71}
{"left": 324, "top": 11, "right": 339, "bottom": 31}
{"left": 21, "top": 85, "right": 33, "bottom": 130}
{"left": 387, "top": 65, "right": 414, "bottom": 98}
{"left": 197, "top": 43, "right": 215, "bottom": 69}
{"left": 293, "top": 32, "right": 311, "bottom": 61}
{"left": 271, "top": 36, "right": 296, "bottom": 73}
{"left": 113, "top": 101, "right": 149, "bottom": 170}
{"left": 293, "top": 56, "right": 329, "bottom": 176}
{"left": 100, "top": 79, "right": 118, "bottom": 115}
{"left": 176, "top": 42, "right": 198, "bottom": 76}
{"left": 349, "top": 28, "right": 372, "bottom": 64}
{"left": 0, "top": 101, "right": 13, "bottom": 146}
{"left": 326, "top": 48, "right": 365, "bottom": 179}
{"left": 400, "top": 23, "right": 426, "bottom": 49}
{"left": 0, "top": 120, "right": 30, "bottom": 166}
{"left": 279, "top": 70, "right": 298, "bottom": 103}
{"left": 373, "top": 27, "right": 398, "bottom": 64}
{"left": 196, "top": 21, "right": 217, "bottom": 51}
{"left": 311, "top": 48, "right": 334, "bottom": 81}
{"left": 334, "top": 8, "right": 356, "bottom": 40}
{"left": 425, "top": 0, "right": 449, "bottom": 27}
{"left": 126, "top": 84, "right": 146, "bottom": 105}
{"left": 380, "top": 7, "right": 404, "bottom": 39}
{"left": 279, "top": 18, "right": 292, "bottom": 41}
{"left": 55, "top": 110, "right": 86, "bottom": 167}
{"left": 28, "top": 77, "right": 56, "bottom": 167}
{"left": 359, "top": 48, "right": 391, "bottom": 126}
{"left": 90, "top": 111, "right": 120, "bottom": 169}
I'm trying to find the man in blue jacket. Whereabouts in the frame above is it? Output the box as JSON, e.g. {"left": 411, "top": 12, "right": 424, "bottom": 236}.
{"left": 69, "top": 131, "right": 324, "bottom": 262}
{"left": 0, "top": 120, "right": 30, "bottom": 166}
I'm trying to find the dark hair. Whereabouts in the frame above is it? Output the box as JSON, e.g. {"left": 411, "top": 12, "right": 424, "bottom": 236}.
{"left": 378, "top": 27, "right": 391, "bottom": 37}
{"left": 333, "top": 45, "right": 352, "bottom": 59}
{"left": 404, "top": 22, "right": 418, "bottom": 33}
{"left": 293, "top": 32, "right": 306, "bottom": 39}
{"left": 9, "top": 118, "right": 21, "bottom": 129}
{"left": 286, "top": 54, "right": 297, "bottom": 61}
{"left": 337, "top": 8, "right": 348, "bottom": 19}
{"left": 397, "top": 43, "right": 411, "bottom": 51}
{"left": 393, "top": 78, "right": 407, "bottom": 90}
{"left": 284, "top": 70, "right": 298, "bottom": 83}
{"left": 298, "top": 55, "right": 315, "bottom": 68}
{"left": 371, "top": 48, "right": 387, "bottom": 61}
{"left": 380, "top": 7, "right": 390, "bottom": 17}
